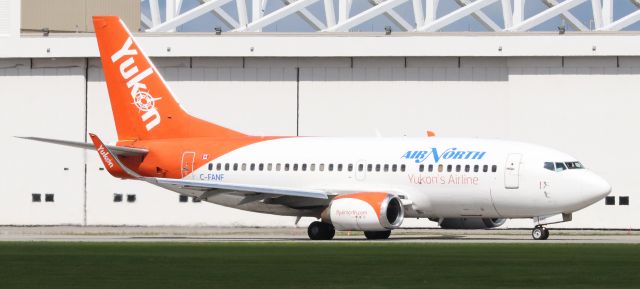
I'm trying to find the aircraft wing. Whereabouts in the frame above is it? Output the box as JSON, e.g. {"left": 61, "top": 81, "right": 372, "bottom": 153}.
{"left": 150, "top": 178, "right": 329, "bottom": 200}
{"left": 17, "top": 136, "right": 148, "bottom": 157}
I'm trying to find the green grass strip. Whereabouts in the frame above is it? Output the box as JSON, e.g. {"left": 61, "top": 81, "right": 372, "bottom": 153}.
{"left": 0, "top": 242, "right": 638, "bottom": 289}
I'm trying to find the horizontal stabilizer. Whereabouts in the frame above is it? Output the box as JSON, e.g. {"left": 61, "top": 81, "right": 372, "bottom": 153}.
{"left": 17, "top": 136, "right": 148, "bottom": 157}
{"left": 151, "top": 178, "right": 329, "bottom": 200}
{"left": 88, "top": 133, "right": 142, "bottom": 179}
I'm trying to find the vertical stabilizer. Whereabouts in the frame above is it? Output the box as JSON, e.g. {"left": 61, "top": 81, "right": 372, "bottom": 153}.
{"left": 92, "top": 16, "right": 245, "bottom": 141}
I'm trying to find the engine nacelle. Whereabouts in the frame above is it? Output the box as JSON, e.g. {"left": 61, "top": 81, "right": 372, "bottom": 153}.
{"left": 437, "top": 218, "right": 506, "bottom": 229}
{"left": 322, "top": 192, "right": 404, "bottom": 231}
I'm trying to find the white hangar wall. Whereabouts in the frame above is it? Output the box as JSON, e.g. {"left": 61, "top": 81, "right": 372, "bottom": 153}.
{"left": 0, "top": 55, "right": 637, "bottom": 229}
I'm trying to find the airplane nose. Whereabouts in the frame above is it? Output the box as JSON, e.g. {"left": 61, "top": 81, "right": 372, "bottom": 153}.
{"left": 582, "top": 172, "right": 612, "bottom": 200}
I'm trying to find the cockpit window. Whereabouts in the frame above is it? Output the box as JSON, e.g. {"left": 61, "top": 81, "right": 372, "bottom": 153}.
{"left": 565, "top": 162, "right": 584, "bottom": 169}
{"left": 545, "top": 161, "right": 584, "bottom": 172}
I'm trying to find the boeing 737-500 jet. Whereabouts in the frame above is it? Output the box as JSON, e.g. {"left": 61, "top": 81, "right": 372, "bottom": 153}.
{"left": 22, "top": 16, "right": 612, "bottom": 240}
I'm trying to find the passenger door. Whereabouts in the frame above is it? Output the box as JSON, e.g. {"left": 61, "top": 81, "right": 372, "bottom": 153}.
{"left": 504, "top": 153, "right": 522, "bottom": 189}
{"left": 181, "top": 151, "right": 196, "bottom": 179}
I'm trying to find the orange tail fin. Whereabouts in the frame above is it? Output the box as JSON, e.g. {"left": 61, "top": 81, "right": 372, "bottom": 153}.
{"left": 92, "top": 16, "right": 245, "bottom": 141}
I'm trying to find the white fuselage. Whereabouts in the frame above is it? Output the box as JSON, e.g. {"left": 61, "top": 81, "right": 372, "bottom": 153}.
{"left": 182, "top": 137, "right": 610, "bottom": 220}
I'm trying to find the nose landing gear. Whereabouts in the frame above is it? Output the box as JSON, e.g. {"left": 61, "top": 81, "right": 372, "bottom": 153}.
{"left": 532, "top": 226, "right": 550, "bottom": 240}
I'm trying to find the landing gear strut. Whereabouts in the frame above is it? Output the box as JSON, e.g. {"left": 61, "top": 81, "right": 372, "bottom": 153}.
{"left": 308, "top": 221, "right": 335, "bottom": 240}
{"left": 532, "top": 226, "right": 550, "bottom": 240}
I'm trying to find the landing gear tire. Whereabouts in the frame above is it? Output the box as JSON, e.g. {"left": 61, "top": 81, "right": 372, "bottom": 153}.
{"left": 307, "top": 221, "right": 335, "bottom": 240}
{"left": 364, "top": 230, "right": 391, "bottom": 240}
{"left": 541, "top": 227, "right": 550, "bottom": 240}
{"left": 532, "top": 226, "right": 549, "bottom": 240}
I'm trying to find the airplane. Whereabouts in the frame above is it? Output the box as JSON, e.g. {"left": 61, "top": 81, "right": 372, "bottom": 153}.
{"left": 21, "top": 16, "right": 612, "bottom": 241}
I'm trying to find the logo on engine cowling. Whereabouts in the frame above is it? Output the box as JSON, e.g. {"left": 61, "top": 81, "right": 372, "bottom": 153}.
{"left": 335, "top": 209, "right": 368, "bottom": 218}
{"left": 111, "top": 37, "right": 161, "bottom": 131}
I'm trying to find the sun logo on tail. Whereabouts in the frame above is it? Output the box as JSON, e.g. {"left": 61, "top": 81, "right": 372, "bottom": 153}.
{"left": 132, "top": 90, "right": 162, "bottom": 112}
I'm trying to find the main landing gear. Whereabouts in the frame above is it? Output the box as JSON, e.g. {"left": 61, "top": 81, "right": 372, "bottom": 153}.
{"left": 364, "top": 230, "right": 391, "bottom": 240}
{"left": 308, "top": 221, "right": 335, "bottom": 240}
{"left": 532, "top": 226, "right": 550, "bottom": 240}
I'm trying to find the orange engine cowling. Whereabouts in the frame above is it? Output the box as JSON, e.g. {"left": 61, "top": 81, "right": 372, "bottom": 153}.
{"left": 321, "top": 192, "right": 404, "bottom": 231}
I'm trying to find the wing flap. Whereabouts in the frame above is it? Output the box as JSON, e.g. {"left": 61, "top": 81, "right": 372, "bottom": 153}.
{"left": 151, "top": 178, "right": 329, "bottom": 200}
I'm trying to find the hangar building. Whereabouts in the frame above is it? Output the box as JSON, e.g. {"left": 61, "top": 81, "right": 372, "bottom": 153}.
{"left": 0, "top": 0, "right": 638, "bottom": 229}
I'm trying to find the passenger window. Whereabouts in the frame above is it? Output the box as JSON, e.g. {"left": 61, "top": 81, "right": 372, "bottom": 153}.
{"left": 276, "top": 163, "right": 281, "bottom": 171}
{"left": 455, "top": 165, "right": 461, "bottom": 172}
{"left": 438, "top": 164, "right": 444, "bottom": 172}
{"left": 428, "top": 164, "right": 433, "bottom": 172}
{"left": 400, "top": 164, "right": 406, "bottom": 172}
{"left": 268, "top": 163, "right": 273, "bottom": 171}
{"left": 447, "top": 165, "right": 452, "bottom": 172}
{"left": 233, "top": 163, "right": 238, "bottom": 171}
{"left": 392, "top": 164, "right": 397, "bottom": 172}
{"left": 319, "top": 164, "right": 325, "bottom": 171}
{"left": 293, "top": 164, "right": 298, "bottom": 171}
{"left": 465, "top": 165, "right": 470, "bottom": 172}
{"left": 224, "top": 163, "right": 230, "bottom": 171}
{"left": 328, "top": 164, "right": 334, "bottom": 171}
{"left": 242, "top": 163, "right": 247, "bottom": 171}
{"left": 419, "top": 164, "right": 424, "bottom": 172}
{"left": 358, "top": 164, "right": 364, "bottom": 172}
{"left": 383, "top": 164, "right": 389, "bottom": 172}
{"left": 474, "top": 165, "right": 479, "bottom": 172}
{"left": 348, "top": 164, "right": 353, "bottom": 172}
{"left": 375, "top": 164, "right": 381, "bottom": 172}
{"left": 216, "top": 163, "right": 222, "bottom": 171}
{"left": 301, "top": 164, "right": 307, "bottom": 171}
{"left": 259, "top": 163, "right": 264, "bottom": 171}
{"left": 250, "top": 163, "right": 255, "bottom": 171}
{"left": 367, "top": 164, "right": 372, "bottom": 172}
{"left": 483, "top": 165, "right": 488, "bottom": 172}
{"left": 310, "top": 164, "right": 316, "bottom": 171}
{"left": 555, "top": 162, "right": 567, "bottom": 172}
{"left": 337, "top": 164, "right": 343, "bottom": 171}
{"left": 491, "top": 165, "right": 497, "bottom": 173}
{"left": 544, "top": 162, "right": 554, "bottom": 171}
{"left": 208, "top": 163, "right": 213, "bottom": 171}
{"left": 284, "top": 164, "right": 290, "bottom": 171}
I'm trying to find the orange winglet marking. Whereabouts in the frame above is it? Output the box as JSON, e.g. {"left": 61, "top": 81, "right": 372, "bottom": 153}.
{"left": 89, "top": 133, "right": 133, "bottom": 179}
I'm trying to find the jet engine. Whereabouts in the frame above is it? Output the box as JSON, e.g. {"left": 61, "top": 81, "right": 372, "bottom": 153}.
{"left": 436, "top": 218, "right": 506, "bottom": 229}
{"left": 321, "top": 192, "right": 404, "bottom": 231}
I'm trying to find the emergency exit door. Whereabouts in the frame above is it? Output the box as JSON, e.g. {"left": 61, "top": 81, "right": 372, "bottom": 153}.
{"left": 504, "top": 153, "right": 522, "bottom": 189}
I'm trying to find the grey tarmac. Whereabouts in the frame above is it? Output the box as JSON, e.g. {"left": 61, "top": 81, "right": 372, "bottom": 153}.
{"left": 0, "top": 226, "right": 638, "bottom": 243}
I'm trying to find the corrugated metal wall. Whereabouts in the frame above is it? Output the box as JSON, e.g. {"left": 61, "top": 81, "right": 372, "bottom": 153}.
{"left": 0, "top": 56, "right": 637, "bottom": 228}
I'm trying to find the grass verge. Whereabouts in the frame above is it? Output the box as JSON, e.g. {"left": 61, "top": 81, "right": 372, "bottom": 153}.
{"left": 0, "top": 242, "right": 638, "bottom": 289}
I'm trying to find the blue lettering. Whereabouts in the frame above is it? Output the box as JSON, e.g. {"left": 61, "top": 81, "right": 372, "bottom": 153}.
{"left": 471, "top": 151, "right": 486, "bottom": 160}
{"left": 452, "top": 151, "right": 466, "bottom": 159}
{"left": 403, "top": 147, "right": 486, "bottom": 163}
{"left": 441, "top": 148, "right": 457, "bottom": 160}
{"left": 199, "top": 173, "right": 225, "bottom": 181}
